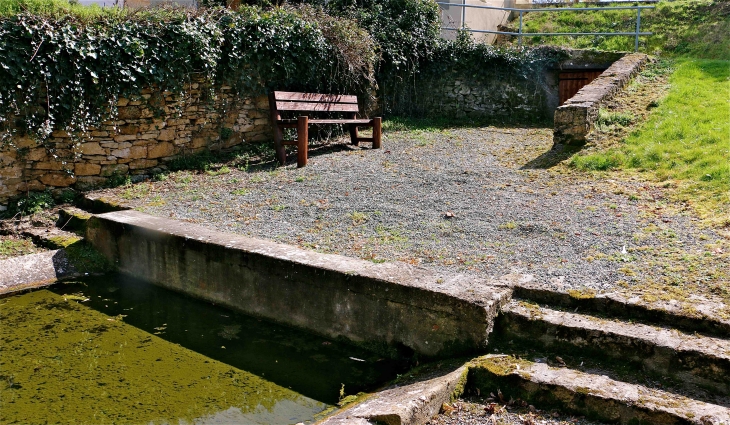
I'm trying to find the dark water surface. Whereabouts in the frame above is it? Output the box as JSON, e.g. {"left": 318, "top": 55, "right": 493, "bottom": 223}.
{"left": 0, "top": 273, "right": 406, "bottom": 424}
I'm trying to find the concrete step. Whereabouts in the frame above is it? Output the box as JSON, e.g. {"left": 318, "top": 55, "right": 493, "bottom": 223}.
{"left": 468, "top": 354, "right": 730, "bottom": 425}
{"left": 496, "top": 300, "right": 730, "bottom": 398}
{"left": 511, "top": 281, "right": 730, "bottom": 339}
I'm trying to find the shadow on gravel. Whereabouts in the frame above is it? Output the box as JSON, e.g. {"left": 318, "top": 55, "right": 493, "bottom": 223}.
{"left": 284, "top": 141, "right": 354, "bottom": 164}
{"left": 520, "top": 146, "right": 581, "bottom": 170}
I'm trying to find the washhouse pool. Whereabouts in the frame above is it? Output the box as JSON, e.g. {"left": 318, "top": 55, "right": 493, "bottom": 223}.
{"left": 0, "top": 274, "right": 407, "bottom": 424}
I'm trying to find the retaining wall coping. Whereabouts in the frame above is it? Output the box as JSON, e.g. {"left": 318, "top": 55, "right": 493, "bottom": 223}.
{"left": 553, "top": 52, "right": 650, "bottom": 147}
{"left": 87, "top": 210, "right": 516, "bottom": 358}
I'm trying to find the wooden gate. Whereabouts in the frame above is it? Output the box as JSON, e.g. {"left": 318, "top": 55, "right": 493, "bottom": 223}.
{"left": 559, "top": 70, "right": 604, "bottom": 105}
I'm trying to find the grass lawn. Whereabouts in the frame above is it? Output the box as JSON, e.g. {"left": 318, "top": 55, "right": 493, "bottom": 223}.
{"left": 510, "top": 0, "right": 729, "bottom": 227}
{"left": 571, "top": 59, "right": 730, "bottom": 226}
{"left": 516, "top": 0, "right": 730, "bottom": 60}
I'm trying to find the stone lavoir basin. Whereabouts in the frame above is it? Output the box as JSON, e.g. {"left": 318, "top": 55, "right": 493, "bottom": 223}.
{"left": 0, "top": 273, "right": 406, "bottom": 424}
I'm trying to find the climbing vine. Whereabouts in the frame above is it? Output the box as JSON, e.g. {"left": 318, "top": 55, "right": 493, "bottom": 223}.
{"left": 0, "top": 5, "right": 377, "bottom": 143}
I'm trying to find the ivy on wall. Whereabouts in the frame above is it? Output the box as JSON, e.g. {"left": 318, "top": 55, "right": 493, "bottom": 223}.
{"left": 0, "top": 5, "right": 377, "bottom": 143}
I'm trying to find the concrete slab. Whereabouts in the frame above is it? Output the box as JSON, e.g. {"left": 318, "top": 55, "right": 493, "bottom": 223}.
{"left": 320, "top": 365, "right": 468, "bottom": 425}
{"left": 0, "top": 250, "right": 73, "bottom": 295}
{"left": 86, "top": 210, "right": 515, "bottom": 358}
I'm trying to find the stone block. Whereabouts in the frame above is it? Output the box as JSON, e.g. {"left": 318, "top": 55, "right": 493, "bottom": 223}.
{"left": 101, "top": 164, "right": 129, "bottom": 177}
{"left": 147, "top": 142, "right": 174, "bottom": 158}
{"left": 129, "top": 146, "right": 147, "bottom": 159}
{"left": 191, "top": 137, "right": 208, "bottom": 149}
{"left": 114, "top": 134, "right": 138, "bottom": 143}
{"left": 118, "top": 125, "right": 140, "bottom": 135}
{"left": 138, "top": 132, "right": 160, "bottom": 140}
{"left": 14, "top": 137, "right": 38, "bottom": 149}
{"left": 18, "top": 179, "right": 45, "bottom": 192}
{"left": 158, "top": 129, "right": 175, "bottom": 141}
{"left": 74, "top": 163, "right": 101, "bottom": 176}
{"left": 129, "top": 159, "right": 158, "bottom": 170}
{"left": 34, "top": 161, "right": 64, "bottom": 171}
{"left": 111, "top": 148, "right": 130, "bottom": 158}
{"left": 26, "top": 148, "right": 46, "bottom": 162}
{"left": 39, "top": 172, "right": 76, "bottom": 187}
{"left": 80, "top": 142, "right": 106, "bottom": 156}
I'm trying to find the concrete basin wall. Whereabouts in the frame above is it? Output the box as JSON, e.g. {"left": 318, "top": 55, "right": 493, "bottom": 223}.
{"left": 86, "top": 210, "right": 512, "bottom": 358}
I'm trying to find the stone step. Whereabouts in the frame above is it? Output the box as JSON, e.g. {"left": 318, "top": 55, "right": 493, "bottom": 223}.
{"left": 468, "top": 354, "right": 730, "bottom": 425}
{"left": 497, "top": 300, "right": 730, "bottom": 398}
{"left": 56, "top": 207, "right": 92, "bottom": 232}
{"left": 511, "top": 281, "right": 730, "bottom": 339}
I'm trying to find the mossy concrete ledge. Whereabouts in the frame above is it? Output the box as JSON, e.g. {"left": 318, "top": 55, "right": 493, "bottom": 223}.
{"left": 0, "top": 250, "right": 73, "bottom": 296}
{"left": 85, "top": 210, "right": 514, "bottom": 358}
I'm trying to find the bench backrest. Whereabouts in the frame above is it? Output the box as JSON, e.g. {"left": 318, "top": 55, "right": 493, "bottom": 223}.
{"left": 270, "top": 91, "right": 359, "bottom": 114}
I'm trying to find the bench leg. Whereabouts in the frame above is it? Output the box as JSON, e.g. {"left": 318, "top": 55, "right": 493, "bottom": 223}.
{"left": 372, "top": 117, "right": 382, "bottom": 149}
{"left": 297, "top": 116, "right": 308, "bottom": 168}
{"left": 273, "top": 126, "right": 286, "bottom": 166}
{"left": 349, "top": 123, "right": 359, "bottom": 146}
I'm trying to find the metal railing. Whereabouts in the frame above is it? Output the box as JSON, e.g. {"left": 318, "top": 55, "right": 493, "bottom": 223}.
{"left": 436, "top": 2, "right": 655, "bottom": 52}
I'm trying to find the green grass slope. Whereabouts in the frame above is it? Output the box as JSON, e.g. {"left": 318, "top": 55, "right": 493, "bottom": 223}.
{"left": 572, "top": 59, "right": 730, "bottom": 225}
{"left": 510, "top": 0, "right": 729, "bottom": 227}
{"left": 515, "top": 0, "right": 730, "bottom": 59}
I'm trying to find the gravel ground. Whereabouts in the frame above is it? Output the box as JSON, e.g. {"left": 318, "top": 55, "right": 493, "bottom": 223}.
{"left": 93, "top": 126, "right": 729, "bottom": 312}
{"left": 425, "top": 399, "right": 609, "bottom": 425}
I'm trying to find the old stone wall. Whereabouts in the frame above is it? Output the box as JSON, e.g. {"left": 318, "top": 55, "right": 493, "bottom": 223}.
{"left": 553, "top": 53, "right": 650, "bottom": 147}
{"left": 387, "top": 66, "right": 559, "bottom": 121}
{"left": 0, "top": 81, "right": 272, "bottom": 204}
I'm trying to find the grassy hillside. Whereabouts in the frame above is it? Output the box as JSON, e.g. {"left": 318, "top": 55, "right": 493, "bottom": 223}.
{"left": 526, "top": 0, "right": 730, "bottom": 227}
{"left": 571, "top": 59, "right": 730, "bottom": 225}
{"left": 514, "top": 0, "right": 730, "bottom": 60}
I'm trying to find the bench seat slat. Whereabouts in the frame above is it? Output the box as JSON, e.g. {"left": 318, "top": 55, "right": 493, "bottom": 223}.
{"left": 277, "top": 119, "right": 372, "bottom": 125}
{"left": 273, "top": 91, "right": 358, "bottom": 104}
{"left": 276, "top": 101, "right": 360, "bottom": 112}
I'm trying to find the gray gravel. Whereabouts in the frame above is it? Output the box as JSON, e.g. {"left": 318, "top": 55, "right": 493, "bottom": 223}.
{"left": 94, "top": 126, "right": 728, "bottom": 305}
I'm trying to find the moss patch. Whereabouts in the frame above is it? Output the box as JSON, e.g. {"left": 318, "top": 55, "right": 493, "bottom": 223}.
{"left": 567, "top": 289, "right": 597, "bottom": 300}
{"left": 0, "top": 235, "right": 43, "bottom": 259}
{"left": 471, "top": 355, "right": 533, "bottom": 378}
{"left": 63, "top": 240, "right": 113, "bottom": 274}
{"left": 0, "top": 290, "right": 327, "bottom": 424}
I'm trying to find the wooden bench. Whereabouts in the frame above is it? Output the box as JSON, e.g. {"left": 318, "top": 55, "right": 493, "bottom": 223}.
{"left": 268, "top": 91, "right": 382, "bottom": 167}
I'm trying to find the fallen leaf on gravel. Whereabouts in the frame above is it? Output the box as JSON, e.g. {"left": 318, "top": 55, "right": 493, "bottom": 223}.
{"left": 444, "top": 211, "right": 455, "bottom": 218}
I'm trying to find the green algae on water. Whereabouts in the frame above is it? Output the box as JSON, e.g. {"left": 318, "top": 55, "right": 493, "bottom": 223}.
{"left": 0, "top": 290, "right": 327, "bottom": 425}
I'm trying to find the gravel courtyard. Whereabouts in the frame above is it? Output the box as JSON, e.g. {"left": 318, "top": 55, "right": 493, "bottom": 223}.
{"left": 93, "top": 125, "right": 729, "bottom": 314}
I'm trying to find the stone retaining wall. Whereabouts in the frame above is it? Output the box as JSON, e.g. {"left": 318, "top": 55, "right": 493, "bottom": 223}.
{"left": 0, "top": 81, "right": 272, "bottom": 205}
{"left": 86, "top": 210, "right": 514, "bottom": 359}
{"left": 387, "top": 66, "right": 559, "bottom": 121}
{"left": 553, "top": 53, "right": 650, "bottom": 147}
